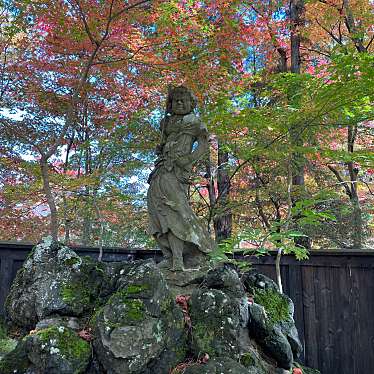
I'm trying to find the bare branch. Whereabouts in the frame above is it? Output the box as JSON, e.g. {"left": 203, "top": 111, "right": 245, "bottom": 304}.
{"left": 315, "top": 18, "right": 342, "bottom": 45}
{"left": 71, "top": 0, "right": 99, "bottom": 46}
{"left": 327, "top": 164, "right": 352, "bottom": 198}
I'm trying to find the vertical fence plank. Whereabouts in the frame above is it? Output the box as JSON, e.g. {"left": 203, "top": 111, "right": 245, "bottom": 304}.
{"left": 288, "top": 264, "right": 305, "bottom": 361}
{"left": 351, "top": 267, "right": 374, "bottom": 371}
{"left": 0, "top": 251, "right": 13, "bottom": 315}
{"left": 302, "top": 265, "right": 319, "bottom": 368}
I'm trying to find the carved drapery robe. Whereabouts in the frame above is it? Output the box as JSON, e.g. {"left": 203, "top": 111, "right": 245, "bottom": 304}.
{"left": 147, "top": 113, "right": 214, "bottom": 253}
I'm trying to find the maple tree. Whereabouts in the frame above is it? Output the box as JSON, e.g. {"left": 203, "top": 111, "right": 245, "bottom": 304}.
{"left": 0, "top": 0, "right": 373, "bottom": 252}
{"left": 0, "top": 0, "right": 242, "bottom": 244}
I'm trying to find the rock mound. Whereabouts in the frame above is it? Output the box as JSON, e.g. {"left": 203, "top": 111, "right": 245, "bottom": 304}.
{"left": 0, "top": 238, "right": 319, "bottom": 374}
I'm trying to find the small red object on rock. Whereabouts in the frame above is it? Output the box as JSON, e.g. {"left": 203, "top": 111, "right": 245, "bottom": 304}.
{"left": 78, "top": 328, "right": 94, "bottom": 341}
{"left": 175, "top": 294, "right": 192, "bottom": 328}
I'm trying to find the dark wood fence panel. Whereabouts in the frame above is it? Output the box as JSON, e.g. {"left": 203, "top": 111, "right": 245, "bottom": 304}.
{"left": 249, "top": 253, "right": 374, "bottom": 374}
{"left": 1, "top": 242, "right": 374, "bottom": 374}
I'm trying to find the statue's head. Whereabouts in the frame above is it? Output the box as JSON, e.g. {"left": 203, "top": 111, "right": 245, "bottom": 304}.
{"left": 166, "top": 86, "right": 197, "bottom": 115}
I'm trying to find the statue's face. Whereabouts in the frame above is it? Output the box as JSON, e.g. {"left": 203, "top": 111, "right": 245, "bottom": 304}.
{"left": 171, "top": 92, "right": 192, "bottom": 115}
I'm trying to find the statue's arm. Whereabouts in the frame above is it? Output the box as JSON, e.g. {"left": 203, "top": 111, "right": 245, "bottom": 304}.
{"left": 176, "top": 120, "right": 209, "bottom": 167}
{"left": 191, "top": 125, "right": 209, "bottom": 162}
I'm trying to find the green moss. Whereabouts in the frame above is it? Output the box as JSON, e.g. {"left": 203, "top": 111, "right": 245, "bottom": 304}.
{"left": 192, "top": 322, "right": 215, "bottom": 356}
{"left": 253, "top": 288, "right": 291, "bottom": 326}
{"left": 61, "top": 283, "right": 90, "bottom": 306}
{"left": 122, "top": 284, "right": 150, "bottom": 295}
{"left": 94, "top": 264, "right": 105, "bottom": 275}
{"left": 0, "top": 318, "right": 17, "bottom": 360}
{"left": 173, "top": 344, "right": 187, "bottom": 362}
{"left": 0, "top": 341, "right": 29, "bottom": 374}
{"left": 104, "top": 289, "right": 146, "bottom": 328}
{"left": 0, "top": 338, "right": 17, "bottom": 357}
{"left": 109, "top": 286, "right": 148, "bottom": 323}
{"left": 61, "top": 257, "right": 107, "bottom": 312}
{"left": 122, "top": 299, "right": 145, "bottom": 322}
{"left": 64, "top": 257, "right": 81, "bottom": 266}
{"left": 37, "top": 326, "right": 90, "bottom": 362}
{"left": 240, "top": 352, "right": 255, "bottom": 367}
{"left": 89, "top": 306, "right": 104, "bottom": 329}
{"left": 61, "top": 263, "right": 96, "bottom": 307}
{"left": 160, "top": 296, "right": 173, "bottom": 312}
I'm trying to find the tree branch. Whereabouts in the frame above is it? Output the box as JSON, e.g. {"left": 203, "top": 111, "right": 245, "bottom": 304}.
{"left": 327, "top": 164, "right": 352, "bottom": 198}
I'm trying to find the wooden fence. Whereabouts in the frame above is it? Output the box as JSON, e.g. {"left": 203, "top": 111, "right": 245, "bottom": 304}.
{"left": 0, "top": 242, "right": 373, "bottom": 374}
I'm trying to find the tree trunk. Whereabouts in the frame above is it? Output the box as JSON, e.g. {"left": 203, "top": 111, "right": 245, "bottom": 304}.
{"left": 82, "top": 125, "right": 93, "bottom": 245}
{"left": 290, "top": 0, "right": 311, "bottom": 249}
{"left": 40, "top": 159, "right": 58, "bottom": 240}
{"left": 63, "top": 195, "right": 71, "bottom": 244}
{"left": 82, "top": 196, "right": 92, "bottom": 245}
{"left": 214, "top": 140, "right": 232, "bottom": 242}
{"left": 63, "top": 134, "right": 74, "bottom": 244}
{"left": 205, "top": 155, "right": 217, "bottom": 234}
{"left": 347, "top": 124, "right": 362, "bottom": 248}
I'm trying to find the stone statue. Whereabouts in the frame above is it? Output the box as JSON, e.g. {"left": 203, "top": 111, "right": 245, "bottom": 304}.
{"left": 147, "top": 86, "right": 215, "bottom": 271}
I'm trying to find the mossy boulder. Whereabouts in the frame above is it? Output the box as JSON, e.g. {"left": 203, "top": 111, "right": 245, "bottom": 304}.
{"left": 189, "top": 288, "right": 243, "bottom": 358}
{"left": 2, "top": 241, "right": 319, "bottom": 374}
{"left": 189, "top": 265, "right": 249, "bottom": 359}
{"left": 243, "top": 271, "right": 303, "bottom": 370}
{"left": 5, "top": 238, "right": 107, "bottom": 332}
{"left": 92, "top": 262, "right": 187, "bottom": 374}
{"left": 188, "top": 264, "right": 274, "bottom": 373}
{"left": 0, "top": 326, "right": 90, "bottom": 374}
{"left": 238, "top": 341, "right": 275, "bottom": 374}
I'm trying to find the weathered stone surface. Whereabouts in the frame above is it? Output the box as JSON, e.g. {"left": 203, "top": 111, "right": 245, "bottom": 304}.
{"left": 92, "top": 262, "right": 187, "bottom": 374}
{"left": 279, "top": 320, "right": 303, "bottom": 359}
{"left": 186, "top": 264, "right": 276, "bottom": 374}
{"left": 244, "top": 271, "right": 302, "bottom": 369}
{"left": 242, "top": 272, "right": 280, "bottom": 295}
{"left": 0, "top": 326, "right": 90, "bottom": 374}
{"left": 35, "top": 317, "right": 80, "bottom": 331}
{"left": 2, "top": 241, "right": 319, "bottom": 374}
{"left": 160, "top": 267, "right": 207, "bottom": 297}
{"left": 5, "top": 237, "right": 106, "bottom": 331}
{"left": 262, "top": 326, "right": 293, "bottom": 369}
{"left": 189, "top": 287, "right": 242, "bottom": 358}
{"left": 183, "top": 357, "right": 257, "bottom": 374}
{"left": 203, "top": 264, "right": 246, "bottom": 298}
{"left": 189, "top": 266, "right": 250, "bottom": 360}
{"left": 238, "top": 342, "right": 274, "bottom": 374}
{"left": 147, "top": 86, "right": 214, "bottom": 271}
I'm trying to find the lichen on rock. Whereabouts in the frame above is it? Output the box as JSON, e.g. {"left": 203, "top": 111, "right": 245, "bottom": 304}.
{"left": 5, "top": 241, "right": 108, "bottom": 333}
{"left": 244, "top": 271, "right": 303, "bottom": 370}
{"left": 2, "top": 241, "right": 319, "bottom": 374}
{"left": 92, "top": 261, "right": 187, "bottom": 374}
{"left": 0, "top": 326, "right": 90, "bottom": 374}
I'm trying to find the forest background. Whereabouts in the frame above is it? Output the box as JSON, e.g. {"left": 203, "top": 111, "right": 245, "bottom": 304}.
{"left": 0, "top": 0, "right": 373, "bottom": 257}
